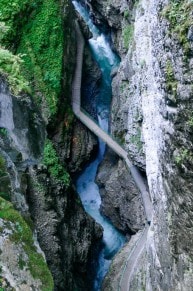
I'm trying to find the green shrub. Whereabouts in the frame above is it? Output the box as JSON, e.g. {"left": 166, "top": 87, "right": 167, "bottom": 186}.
{"left": 43, "top": 139, "right": 70, "bottom": 186}
{"left": 0, "top": 47, "right": 30, "bottom": 96}
{"left": 0, "top": 22, "right": 9, "bottom": 42}
{"left": 175, "top": 148, "right": 189, "bottom": 166}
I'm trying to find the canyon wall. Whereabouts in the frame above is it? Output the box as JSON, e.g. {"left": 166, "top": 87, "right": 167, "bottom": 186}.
{"left": 1, "top": 0, "right": 193, "bottom": 290}
{"left": 0, "top": 0, "right": 101, "bottom": 290}
{"left": 86, "top": 0, "right": 193, "bottom": 289}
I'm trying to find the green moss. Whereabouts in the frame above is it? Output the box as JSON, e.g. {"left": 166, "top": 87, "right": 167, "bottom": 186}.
{"left": 165, "top": 60, "right": 177, "bottom": 99}
{"left": 17, "top": 0, "right": 64, "bottom": 117}
{"left": 0, "top": 156, "right": 6, "bottom": 178}
{"left": 0, "top": 0, "right": 66, "bottom": 118}
{"left": 114, "top": 130, "right": 125, "bottom": 146}
{"left": 124, "top": 9, "right": 130, "bottom": 19}
{"left": 0, "top": 192, "right": 10, "bottom": 201}
{"left": 0, "top": 197, "right": 54, "bottom": 290}
{"left": 43, "top": 139, "right": 70, "bottom": 186}
{"left": 174, "top": 148, "right": 190, "bottom": 166}
{"left": 187, "top": 116, "right": 193, "bottom": 128}
{"left": 162, "top": 0, "right": 193, "bottom": 55}
{"left": 130, "top": 128, "right": 143, "bottom": 151}
{"left": 122, "top": 24, "right": 134, "bottom": 49}
{"left": 0, "top": 128, "right": 7, "bottom": 136}
{"left": 18, "top": 254, "right": 26, "bottom": 270}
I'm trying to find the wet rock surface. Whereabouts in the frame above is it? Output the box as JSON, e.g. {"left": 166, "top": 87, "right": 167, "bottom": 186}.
{"left": 27, "top": 167, "right": 102, "bottom": 290}
{"left": 81, "top": 46, "right": 101, "bottom": 119}
{"left": 96, "top": 149, "right": 145, "bottom": 235}
{"left": 0, "top": 76, "right": 102, "bottom": 290}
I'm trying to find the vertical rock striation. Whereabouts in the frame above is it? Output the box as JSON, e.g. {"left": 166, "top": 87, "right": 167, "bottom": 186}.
{"left": 86, "top": 0, "right": 193, "bottom": 289}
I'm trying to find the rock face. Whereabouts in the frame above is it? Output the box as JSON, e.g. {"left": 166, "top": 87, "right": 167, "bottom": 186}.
{"left": 0, "top": 197, "right": 54, "bottom": 291}
{"left": 81, "top": 46, "right": 101, "bottom": 119}
{"left": 0, "top": 1, "right": 102, "bottom": 290}
{"left": 0, "top": 75, "right": 102, "bottom": 290}
{"left": 27, "top": 167, "right": 102, "bottom": 290}
{"left": 0, "top": 79, "right": 53, "bottom": 290}
{"left": 88, "top": 0, "right": 193, "bottom": 289}
{"left": 96, "top": 149, "right": 145, "bottom": 235}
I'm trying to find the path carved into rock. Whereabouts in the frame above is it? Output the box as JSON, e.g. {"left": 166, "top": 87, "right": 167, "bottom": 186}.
{"left": 71, "top": 21, "right": 153, "bottom": 291}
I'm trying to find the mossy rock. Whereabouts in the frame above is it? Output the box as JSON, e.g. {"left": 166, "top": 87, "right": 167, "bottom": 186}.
{"left": 162, "top": 1, "right": 193, "bottom": 55}
{"left": 0, "top": 197, "right": 54, "bottom": 290}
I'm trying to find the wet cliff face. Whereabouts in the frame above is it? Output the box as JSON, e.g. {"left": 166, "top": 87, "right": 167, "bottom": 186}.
{"left": 0, "top": 70, "right": 101, "bottom": 291}
{"left": 87, "top": 0, "right": 193, "bottom": 289}
{"left": 0, "top": 0, "right": 102, "bottom": 289}
{"left": 96, "top": 149, "right": 145, "bottom": 235}
{"left": 0, "top": 78, "right": 54, "bottom": 289}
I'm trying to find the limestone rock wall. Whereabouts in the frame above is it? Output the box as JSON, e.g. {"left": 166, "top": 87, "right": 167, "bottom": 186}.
{"left": 27, "top": 166, "right": 102, "bottom": 290}
{"left": 87, "top": 0, "right": 193, "bottom": 289}
{"left": 96, "top": 149, "right": 145, "bottom": 235}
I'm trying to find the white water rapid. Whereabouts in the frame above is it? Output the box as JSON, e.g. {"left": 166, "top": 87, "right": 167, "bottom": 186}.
{"left": 73, "top": 1, "right": 126, "bottom": 290}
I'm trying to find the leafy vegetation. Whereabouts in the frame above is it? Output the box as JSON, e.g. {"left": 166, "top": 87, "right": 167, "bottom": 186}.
{"left": 174, "top": 148, "right": 192, "bottom": 166}
{"left": 0, "top": 47, "right": 30, "bottom": 96}
{"left": 0, "top": 20, "right": 30, "bottom": 96}
{"left": 17, "top": 0, "right": 64, "bottom": 117}
{"left": 43, "top": 139, "right": 70, "bottom": 186}
{"left": 0, "top": 0, "right": 41, "bottom": 46}
{"left": 122, "top": 24, "right": 134, "bottom": 49}
{"left": 0, "top": 197, "right": 54, "bottom": 290}
{"left": 0, "top": 0, "right": 65, "bottom": 118}
{"left": 162, "top": 0, "right": 193, "bottom": 54}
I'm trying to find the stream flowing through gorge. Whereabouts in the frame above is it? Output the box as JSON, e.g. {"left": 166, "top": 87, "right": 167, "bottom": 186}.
{"left": 72, "top": 1, "right": 126, "bottom": 289}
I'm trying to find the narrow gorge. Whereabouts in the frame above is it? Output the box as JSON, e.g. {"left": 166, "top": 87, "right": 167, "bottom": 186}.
{"left": 0, "top": 0, "right": 193, "bottom": 291}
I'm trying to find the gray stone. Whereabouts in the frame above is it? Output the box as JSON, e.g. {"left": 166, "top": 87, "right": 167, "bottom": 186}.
{"left": 187, "top": 25, "right": 193, "bottom": 42}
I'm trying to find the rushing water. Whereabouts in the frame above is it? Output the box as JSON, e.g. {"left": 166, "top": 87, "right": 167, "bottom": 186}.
{"left": 73, "top": 1, "right": 125, "bottom": 289}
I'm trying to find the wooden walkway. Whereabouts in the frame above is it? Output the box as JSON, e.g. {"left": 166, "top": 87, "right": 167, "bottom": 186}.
{"left": 71, "top": 21, "right": 153, "bottom": 290}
